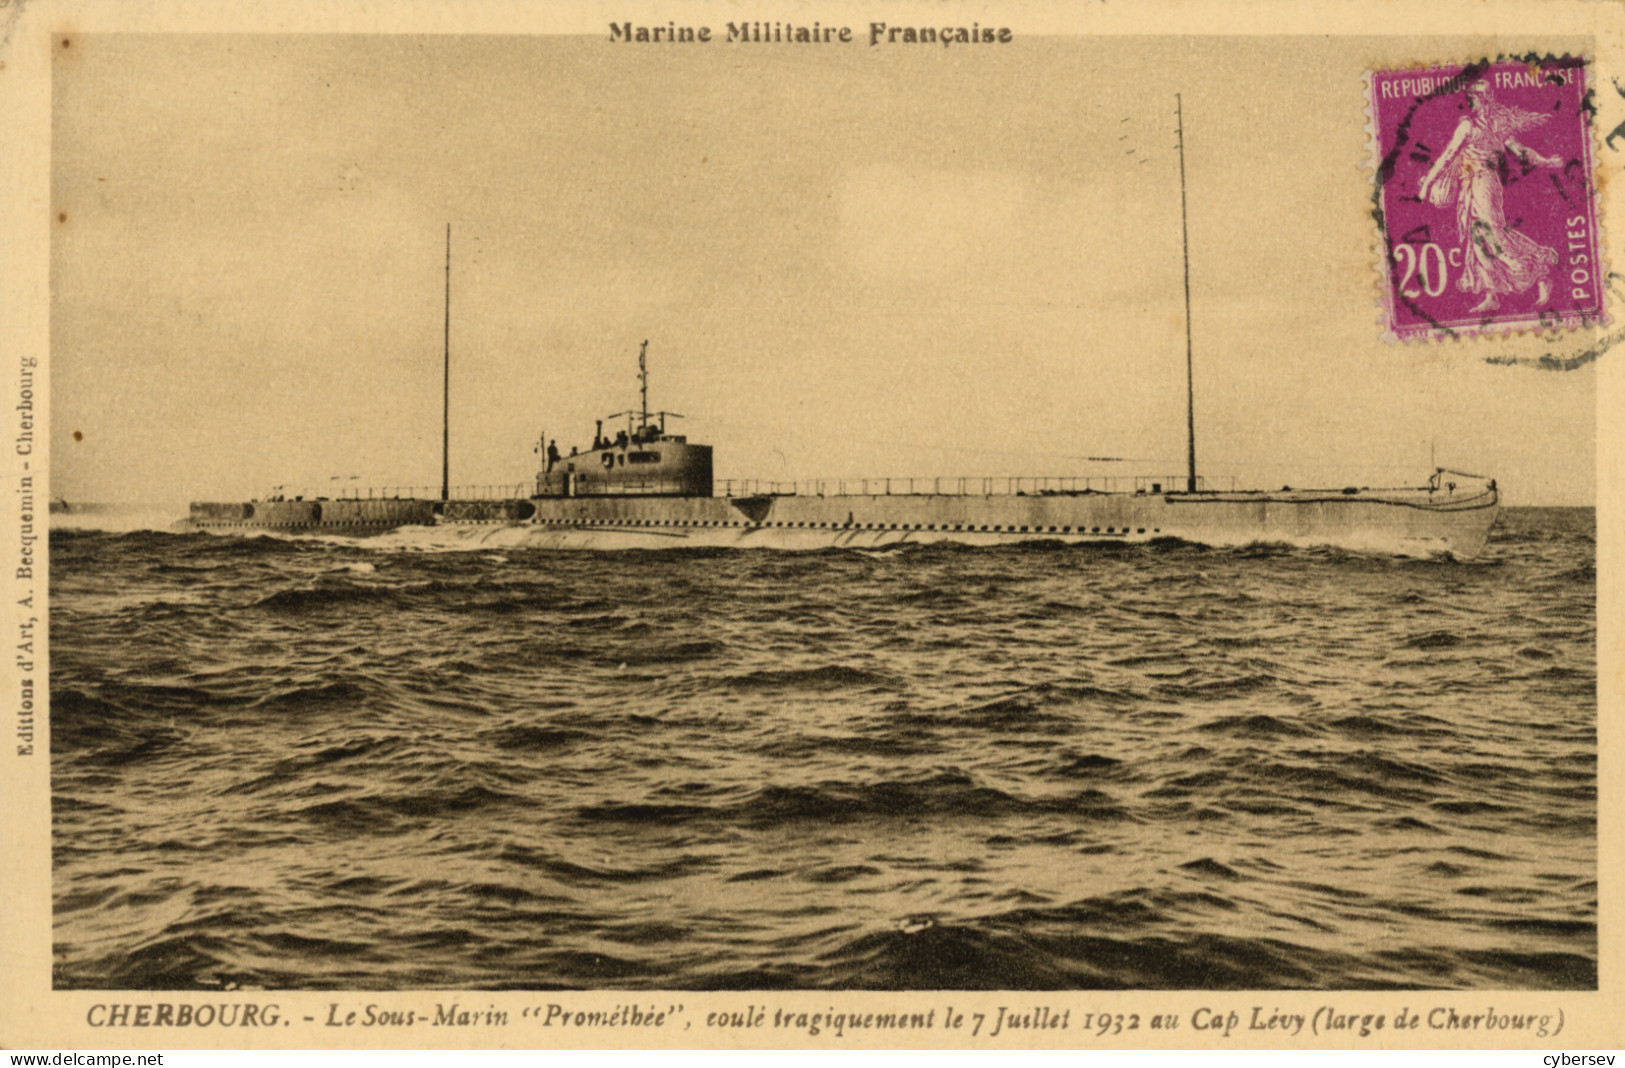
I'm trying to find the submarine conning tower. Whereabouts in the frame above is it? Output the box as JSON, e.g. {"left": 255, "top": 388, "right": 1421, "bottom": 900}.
{"left": 535, "top": 341, "right": 714, "bottom": 499}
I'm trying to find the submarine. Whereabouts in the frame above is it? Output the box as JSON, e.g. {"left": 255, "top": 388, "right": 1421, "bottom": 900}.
{"left": 183, "top": 99, "right": 1502, "bottom": 558}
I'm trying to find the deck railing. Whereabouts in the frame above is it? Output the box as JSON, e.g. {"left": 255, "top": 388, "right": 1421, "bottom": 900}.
{"left": 273, "top": 484, "right": 531, "bottom": 502}
{"left": 271, "top": 474, "right": 1243, "bottom": 503}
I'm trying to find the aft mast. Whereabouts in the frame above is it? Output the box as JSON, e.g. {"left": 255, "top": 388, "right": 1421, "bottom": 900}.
{"left": 1176, "top": 95, "right": 1198, "bottom": 494}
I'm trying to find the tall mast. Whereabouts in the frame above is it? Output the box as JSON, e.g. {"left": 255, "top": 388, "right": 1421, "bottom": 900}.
{"left": 638, "top": 339, "right": 649, "bottom": 429}
{"left": 1176, "top": 94, "right": 1197, "bottom": 494}
{"left": 442, "top": 224, "right": 451, "bottom": 502}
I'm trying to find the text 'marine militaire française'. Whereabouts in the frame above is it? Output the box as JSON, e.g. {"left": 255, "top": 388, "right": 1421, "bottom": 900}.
{"left": 609, "top": 22, "right": 1014, "bottom": 46}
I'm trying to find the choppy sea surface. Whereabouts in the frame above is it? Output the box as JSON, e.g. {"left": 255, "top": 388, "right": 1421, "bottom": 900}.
{"left": 50, "top": 507, "right": 1595, "bottom": 990}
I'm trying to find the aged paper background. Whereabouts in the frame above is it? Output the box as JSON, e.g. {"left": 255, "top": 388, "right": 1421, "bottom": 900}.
{"left": 2, "top": 0, "right": 1619, "bottom": 1051}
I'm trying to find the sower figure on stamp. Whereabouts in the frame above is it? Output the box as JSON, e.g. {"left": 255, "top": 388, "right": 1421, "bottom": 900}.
{"left": 1418, "top": 79, "right": 1564, "bottom": 313}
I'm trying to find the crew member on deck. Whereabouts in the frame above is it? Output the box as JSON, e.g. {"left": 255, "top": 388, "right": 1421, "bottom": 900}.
{"left": 546, "top": 439, "right": 560, "bottom": 472}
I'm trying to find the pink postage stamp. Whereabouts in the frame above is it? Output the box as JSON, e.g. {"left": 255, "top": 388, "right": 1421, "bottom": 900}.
{"left": 1368, "top": 57, "right": 1602, "bottom": 340}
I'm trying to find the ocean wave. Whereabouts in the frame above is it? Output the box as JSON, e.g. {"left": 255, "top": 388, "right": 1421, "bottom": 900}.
{"left": 718, "top": 665, "right": 902, "bottom": 691}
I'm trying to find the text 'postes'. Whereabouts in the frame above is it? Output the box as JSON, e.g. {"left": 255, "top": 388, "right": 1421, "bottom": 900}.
{"left": 609, "top": 23, "right": 1014, "bottom": 47}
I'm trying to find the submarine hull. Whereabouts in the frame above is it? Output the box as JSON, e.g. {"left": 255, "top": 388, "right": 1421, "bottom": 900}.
{"left": 182, "top": 497, "right": 537, "bottom": 536}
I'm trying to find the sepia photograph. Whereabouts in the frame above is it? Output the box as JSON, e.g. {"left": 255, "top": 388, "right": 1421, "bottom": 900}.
{"left": 4, "top": 0, "right": 1616, "bottom": 1051}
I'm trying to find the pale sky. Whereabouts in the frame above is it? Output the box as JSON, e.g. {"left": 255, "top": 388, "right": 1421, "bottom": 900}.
{"left": 52, "top": 34, "right": 1596, "bottom": 506}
